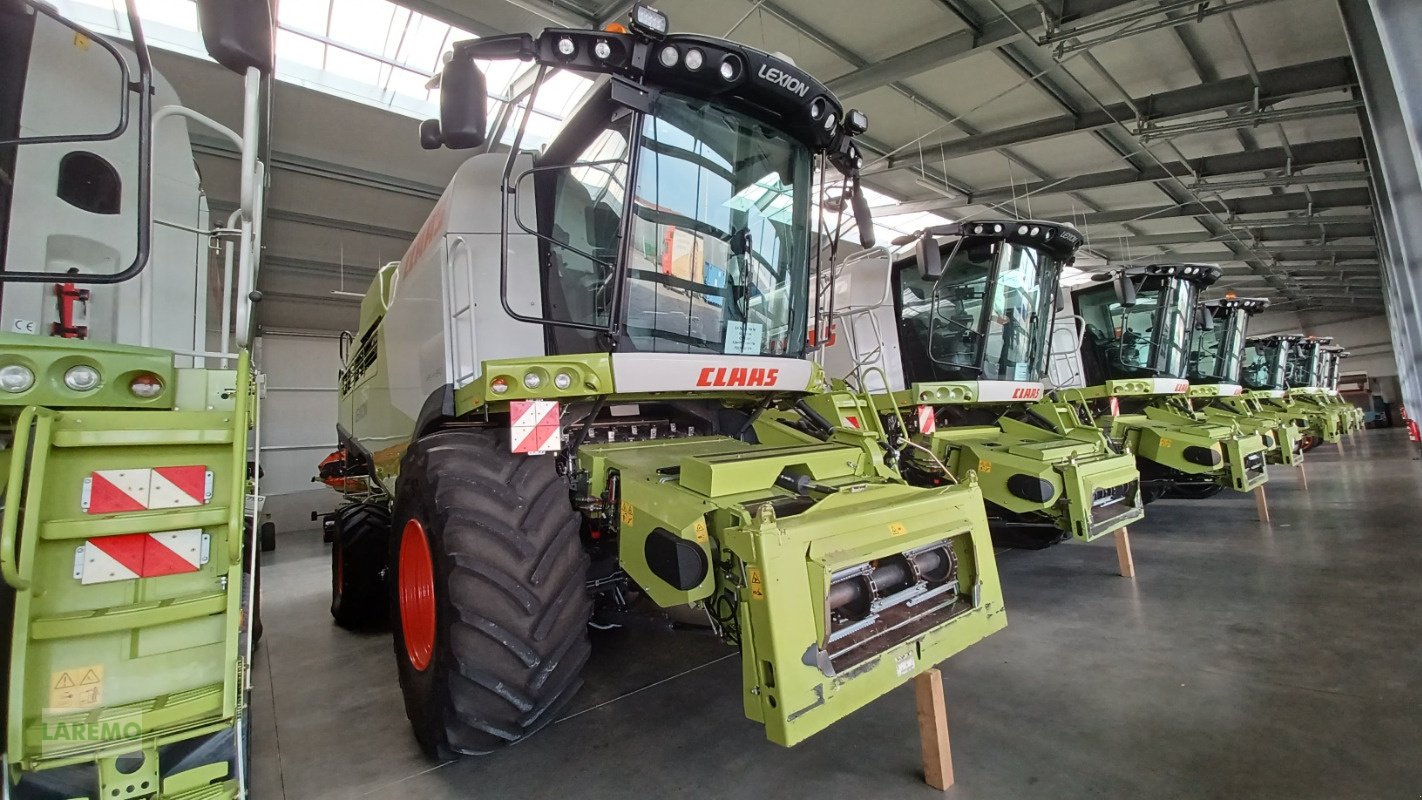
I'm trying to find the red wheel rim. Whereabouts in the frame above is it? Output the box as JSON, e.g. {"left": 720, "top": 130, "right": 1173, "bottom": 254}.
{"left": 398, "top": 519, "right": 436, "bottom": 671}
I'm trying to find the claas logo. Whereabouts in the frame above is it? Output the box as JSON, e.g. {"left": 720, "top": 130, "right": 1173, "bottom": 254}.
{"left": 1174, "top": 381, "right": 1188, "bottom": 392}
{"left": 1012, "top": 386, "right": 1042, "bottom": 400}
{"left": 696, "top": 366, "right": 781, "bottom": 388}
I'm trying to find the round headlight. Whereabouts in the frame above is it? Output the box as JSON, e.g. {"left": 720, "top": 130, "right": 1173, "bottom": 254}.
{"left": 720, "top": 54, "right": 742, "bottom": 81}
{"left": 684, "top": 48, "right": 704, "bottom": 71}
{"left": 809, "top": 96, "right": 825, "bottom": 120}
{"left": 554, "top": 371, "right": 574, "bottom": 390}
{"left": 556, "top": 37, "right": 576, "bottom": 57}
{"left": 130, "top": 373, "right": 164, "bottom": 398}
{"left": 489, "top": 376, "right": 510, "bottom": 394}
{"left": 1017, "top": 225, "right": 1029, "bottom": 235}
{"left": 523, "top": 372, "right": 543, "bottom": 390}
{"left": 659, "top": 45, "right": 679, "bottom": 68}
{"left": 593, "top": 40, "right": 612, "bottom": 60}
{"left": 64, "top": 365, "right": 101, "bottom": 392}
{"left": 1030, "top": 226, "right": 1041, "bottom": 236}
{"left": 0, "top": 364, "right": 35, "bottom": 393}
{"left": 993, "top": 224, "right": 1004, "bottom": 233}
{"left": 823, "top": 113, "right": 836, "bottom": 131}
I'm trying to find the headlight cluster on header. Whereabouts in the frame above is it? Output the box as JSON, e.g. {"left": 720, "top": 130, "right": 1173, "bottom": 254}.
{"left": 1142, "top": 263, "right": 1222, "bottom": 282}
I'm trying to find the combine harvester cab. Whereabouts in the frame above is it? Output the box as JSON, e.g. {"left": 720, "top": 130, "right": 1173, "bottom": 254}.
{"left": 821, "top": 220, "right": 1142, "bottom": 550}
{"left": 1318, "top": 345, "right": 1365, "bottom": 433}
{"left": 1248, "top": 335, "right": 1346, "bottom": 449}
{"left": 0, "top": 1, "right": 273, "bottom": 797}
{"left": 328, "top": 4, "right": 1004, "bottom": 756}
{"left": 1187, "top": 297, "right": 1305, "bottom": 467}
{"left": 1064, "top": 264, "right": 1270, "bottom": 502}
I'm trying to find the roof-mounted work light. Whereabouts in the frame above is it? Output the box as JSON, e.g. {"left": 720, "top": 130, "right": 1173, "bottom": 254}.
{"left": 631, "top": 3, "right": 669, "bottom": 37}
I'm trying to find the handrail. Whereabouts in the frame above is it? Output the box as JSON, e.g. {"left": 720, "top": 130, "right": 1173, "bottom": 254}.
{"left": 2, "top": 408, "right": 56, "bottom": 590}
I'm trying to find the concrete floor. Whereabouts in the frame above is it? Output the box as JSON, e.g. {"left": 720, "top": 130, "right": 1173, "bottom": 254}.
{"left": 250, "top": 430, "right": 1422, "bottom": 799}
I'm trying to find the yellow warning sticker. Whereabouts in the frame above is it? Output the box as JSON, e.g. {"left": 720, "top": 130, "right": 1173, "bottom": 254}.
{"left": 620, "top": 501, "right": 634, "bottom": 526}
{"left": 748, "top": 567, "right": 765, "bottom": 600}
{"left": 978, "top": 459, "right": 992, "bottom": 473}
{"left": 889, "top": 521, "right": 908, "bottom": 537}
{"left": 1159, "top": 438, "right": 1173, "bottom": 448}
{"left": 49, "top": 665, "right": 103, "bottom": 710}
{"left": 73, "top": 33, "right": 90, "bottom": 51}
{"left": 693, "top": 518, "right": 709, "bottom": 543}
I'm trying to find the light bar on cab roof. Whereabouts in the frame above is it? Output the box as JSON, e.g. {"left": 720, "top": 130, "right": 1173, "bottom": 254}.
{"left": 631, "top": 2, "right": 669, "bottom": 37}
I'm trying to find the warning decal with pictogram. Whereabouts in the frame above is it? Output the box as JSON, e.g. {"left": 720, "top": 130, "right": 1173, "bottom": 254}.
{"left": 509, "top": 400, "right": 561, "bottom": 454}
{"left": 76, "top": 529, "right": 209, "bottom": 584}
{"left": 82, "top": 466, "right": 212, "bottom": 514}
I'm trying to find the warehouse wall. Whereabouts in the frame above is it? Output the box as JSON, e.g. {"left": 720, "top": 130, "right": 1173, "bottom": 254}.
{"left": 1251, "top": 309, "right": 1402, "bottom": 405}
{"left": 252, "top": 332, "right": 345, "bottom": 535}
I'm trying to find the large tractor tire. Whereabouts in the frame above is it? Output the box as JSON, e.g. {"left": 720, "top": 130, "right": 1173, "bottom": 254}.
{"left": 389, "top": 428, "right": 592, "bottom": 758}
{"left": 330, "top": 502, "right": 392, "bottom": 629}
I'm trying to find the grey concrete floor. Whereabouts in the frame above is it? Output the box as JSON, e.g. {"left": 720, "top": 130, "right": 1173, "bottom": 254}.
{"left": 250, "top": 430, "right": 1422, "bottom": 799}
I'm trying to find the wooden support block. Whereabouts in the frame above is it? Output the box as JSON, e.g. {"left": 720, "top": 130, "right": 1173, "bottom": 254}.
{"left": 1255, "top": 485, "right": 1270, "bottom": 523}
{"left": 1113, "top": 528, "right": 1135, "bottom": 578}
{"left": 1336, "top": 440, "right": 1345, "bottom": 456}
{"left": 1299, "top": 464, "right": 1308, "bottom": 491}
{"left": 915, "top": 668, "right": 954, "bottom": 791}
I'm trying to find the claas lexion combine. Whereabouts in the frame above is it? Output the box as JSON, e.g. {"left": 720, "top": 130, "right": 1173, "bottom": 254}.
{"left": 1064, "top": 264, "right": 1271, "bottom": 502}
{"left": 1, "top": 0, "right": 273, "bottom": 797}
{"left": 822, "top": 221, "right": 1143, "bottom": 550}
{"left": 327, "top": 4, "right": 1005, "bottom": 756}
{"left": 1187, "top": 297, "right": 1306, "bottom": 468}
{"left": 1242, "top": 334, "right": 1356, "bottom": 450}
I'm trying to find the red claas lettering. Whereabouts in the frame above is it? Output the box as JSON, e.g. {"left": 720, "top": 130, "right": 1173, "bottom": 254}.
{"left": 696, "top": 366, "right": 780, "bottom": 387}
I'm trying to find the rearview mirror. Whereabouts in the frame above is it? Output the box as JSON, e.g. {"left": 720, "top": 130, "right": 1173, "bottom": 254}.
{"left": 915, "top": 235, "right": 944, "bottom": 280}
{"left": 851, "top": 180, "right": 875, "bottom": 248}
{"left": 432, "top": 50, "right": 489, "bottom": 149}
{"left": 1114, "top": 272, "right": 1137, "bottom": 308}
{"left": 196, "top": 0, "right": 275, "bottom": 75}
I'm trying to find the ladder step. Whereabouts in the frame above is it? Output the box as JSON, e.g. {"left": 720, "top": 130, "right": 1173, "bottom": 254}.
{"left": 30, "top": 589, "right": 228, "bottom": 640}
{"left": 41, "top": 507, "right": 232, "bottom": 541}
{"left": 51, "top": 428, "right": 235, "bottom": 448}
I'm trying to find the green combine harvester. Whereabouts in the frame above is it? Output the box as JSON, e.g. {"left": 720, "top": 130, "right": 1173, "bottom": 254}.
{"left": 1318, "top": 344, "right": 1366, "bottom": 433}
{"left": 1, "top": 1, "right": 272, "bottom": 797}
{"left": 1064, "top": 264, "right": 1270, "bottom": 502}
{"left": 326, "top": 4, "right": 1005, "bottom": 756}
{"left": 822, "top": 221, "right": 1143, "bottom": 549}
{"left": 1186, "top": 296, "right": 1305, "bottom": 468}
{"left": 1245, "top": 335, "right": 1351, "bottom": 450}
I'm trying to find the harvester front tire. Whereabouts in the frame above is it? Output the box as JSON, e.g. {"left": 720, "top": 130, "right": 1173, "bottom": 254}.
{"left": 389, "top": 428, "right": 592, "bottom": 759}
{"left": 330, "top": 502, "right": 392, "bottom": 629}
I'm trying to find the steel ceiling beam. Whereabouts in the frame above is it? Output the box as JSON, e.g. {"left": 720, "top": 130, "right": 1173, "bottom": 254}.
{"left": 1092, "top": 223, "right": 1377, "bottom": 249}
{"left": 1074, "top": 188, "right": 1372, "bottom": 226}
{"left": 1119, "top": 245, "right": 1378, "bottom": 263}
{"left": 823, "top": 0, "right": 1137, "bottom": 98}
{"left": 887, "top": 57, "right": 1356, "bottom": 168}
{"left": 884, "top": 137, "right": 1366, "bottom": 215}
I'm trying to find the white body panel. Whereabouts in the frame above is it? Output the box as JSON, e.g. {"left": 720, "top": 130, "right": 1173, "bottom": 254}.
{"left": 1213, "top": 383, "right": 1243, "bottom": 396}
{"left": 960, "top": 380, "right": 1045, "bottom": 402}
{"left": 379, "top": 152, "right": 544, "bottom": 421}
{"left": 822, "top": 254, "right": 905, "bottom": 392}
{"left": 1150, "top": 378, "right": 1190, "bottom": 394}
{"left": 2, "top": 14, "right": 204, "bottom": 357}
{"left": 611, "top": 353, "right": 813, "bottom": 392}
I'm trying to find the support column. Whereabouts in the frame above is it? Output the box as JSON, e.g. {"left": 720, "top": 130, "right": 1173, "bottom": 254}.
{"left": 916, "top": 669, "right": 954, "bottom": 790}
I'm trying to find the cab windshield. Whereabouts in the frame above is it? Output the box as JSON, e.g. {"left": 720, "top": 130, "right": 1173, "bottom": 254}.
{"left": 1242, "top": 339, "right": 1288, "bottom": 391}
{"left": 537, "top": 90, "right": 812, "bottom": 357}
{"left": 1076, "top": 276, "right": 1198, "bottom": 383}
{"left": 1188, "top": 307, "right": 1247, "bottom": 384}
{"left": 896, "top": 239, "right": 1058, "bottom": 382}
{"left": 1286, "top": 343, "right": 1322, "bottom": 388}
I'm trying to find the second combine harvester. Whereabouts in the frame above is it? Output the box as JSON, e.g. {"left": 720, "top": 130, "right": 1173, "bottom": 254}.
{"left": 327, "top": 5, "right": 1007, "bottom": 758}
{"left": 823, "top": 221, "right": 1144, "bottom": 550}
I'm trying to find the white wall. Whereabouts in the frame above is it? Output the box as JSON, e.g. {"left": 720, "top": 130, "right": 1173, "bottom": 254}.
{"left": 1251, "top": 309, "right": 1402, "bottom": 401}
{"left": 253, "top": 331, "right": 344, "bottom": 534}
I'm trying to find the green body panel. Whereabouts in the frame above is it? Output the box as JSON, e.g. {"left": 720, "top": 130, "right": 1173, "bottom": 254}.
{"left": 568, "top": 390, "right": 1004, "bottom": 746}
{"left": 1187, "top": 388, "right": 1304, "bottom": 467}
{"left": 1087, "top": 392, "right": 1270, "bottom": 493}
{"left": 0, "top": 332, "right": 177, "bottom": 411}
{"left": 1287, "top": 388, "right": 1353, "bottom": 441}
{"left": 1, "top": 337, "right": 249, "bottom": 798}
{"left": 880, "top": 387, "right": 1143, "bottom": 541}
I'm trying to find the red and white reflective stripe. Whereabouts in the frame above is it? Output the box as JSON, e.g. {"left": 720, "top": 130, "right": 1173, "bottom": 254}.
{"left": 75, "top": 529, "right": 208, "bottom": 584}
{"left": 82, "top": 466, "right": 212, "bottom": 514}
{"left": 917, "top": 405, "right": 936, "bottom": 434}
{"left": 509, "top": 400, "right": 561, "bottom": 454}
{"left": 1108, "top": 396, "right": 1121, "bottom": 416}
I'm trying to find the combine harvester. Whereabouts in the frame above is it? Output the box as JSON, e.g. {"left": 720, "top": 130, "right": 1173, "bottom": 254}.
{"left": 1062, "top": 264, "right": 1270, "bottom": 502}
{"left": 0, "top": 0, "right": 272, "bottom": 797}
{"left": 1186, "top": 296, "right": 1306, "bottom": 468}
{"left": 1319, "top": 345, "right": 1366, "bottom": 434}
{"left": 822, "top": 220, "right": 1143, "bottom": 550}
{"left": 1245, "top": 335, "right": 1351, "bottom": 451}
{"left": 327, "top": 4, "right": 1005, "bottom": 756}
